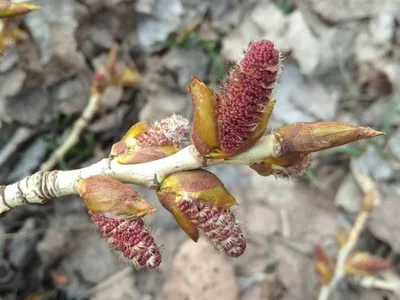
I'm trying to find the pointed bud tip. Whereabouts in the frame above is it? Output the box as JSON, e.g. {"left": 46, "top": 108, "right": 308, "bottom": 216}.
{"left": 189, "top": 75, "right": 201, "bottom": 84}
{"left": 365, "top": 128, "right": 385, "bottom": 138}
{"left": 23, "top": 3, "right": 41, "bottom": 11}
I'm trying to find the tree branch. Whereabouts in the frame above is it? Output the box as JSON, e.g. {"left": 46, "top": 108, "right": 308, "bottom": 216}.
{"left": 0, "top": 134, "right": 280, "bottom": 214}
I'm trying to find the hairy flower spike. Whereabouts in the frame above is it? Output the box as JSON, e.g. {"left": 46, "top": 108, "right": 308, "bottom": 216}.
{"left": 216, "top": 40, "right": 281, "bottom": 156}
{"left": 90, "top": 212, "right": 161, "bottom": 269}
{"left": 137, "top": 115, "right": 190, "bottom": 148}
{"left": 177, "top": 199, "right": 246, "bottom": 257}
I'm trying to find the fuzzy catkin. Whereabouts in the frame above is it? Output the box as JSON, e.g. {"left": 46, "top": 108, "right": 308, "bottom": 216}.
{"left": 137, "top": 115, "right": 190, "bottom": 148}
{"left": 217, "top": 40, "right": 280, "bottom": 154}
{"left": 90, "top": 212, "right": 162, "bottom": 269}
{"left": 177, "top": 199, "right": 246, "bottom": 257}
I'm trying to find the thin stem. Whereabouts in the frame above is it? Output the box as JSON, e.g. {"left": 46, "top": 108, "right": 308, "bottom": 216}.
{"left": 40, "top": 92, "right": 102, "bottom": 172}
{"left": 318, "top": 209, "right": 370, "bottom": 299}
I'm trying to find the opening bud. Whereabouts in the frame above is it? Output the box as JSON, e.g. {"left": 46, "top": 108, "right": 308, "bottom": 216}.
{"left": 157, "top": 169, "right": 237, "bottom": 241}
{"left": 158, "top": 169, "right": 237, "bottom": 209}
{"left": 157, "top": 170, "right": 246, "bottom": 257}
{"left": 109, "top": 116, "right": 189, "bottom": 164}
{"left": 77, "top": 175, "right": 156, "bottom": 219}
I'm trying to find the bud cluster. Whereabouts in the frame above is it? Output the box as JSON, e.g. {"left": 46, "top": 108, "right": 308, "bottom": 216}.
{"left": 73, "top": 38, "right": 385, "bottom": 271}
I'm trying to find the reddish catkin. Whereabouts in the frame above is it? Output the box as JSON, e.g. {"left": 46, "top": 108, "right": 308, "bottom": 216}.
{"left": 217, "top": 40, "right": 280, "bottom": 154}
{"left": 90, "top": 212, "right": 162, "bottom": 269}
{"left": 177, "top": 199, "right": 246, "bottom": 257}
{"left": 136, "top": 115, "right": 189, "bottom": 147}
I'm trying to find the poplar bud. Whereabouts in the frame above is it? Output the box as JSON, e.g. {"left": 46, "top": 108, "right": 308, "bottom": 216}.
{"left": 109, "top": 116, "right": 189, "bottom": 164}
{"left": 275, "top": 122, "right": 384, "bottom": 156}
{"left": 345, "top": 252, "right": 391, "bottom": 276}
{"left": 77, "top": 175, "right": 155, "bottom": 219}
{"left": 314, "top": 245, "right": 335, "bottom": 285}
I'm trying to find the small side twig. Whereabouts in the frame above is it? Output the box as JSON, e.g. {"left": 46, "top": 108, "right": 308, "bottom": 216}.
{"left": 318, "top": 197, "right": 371, "bottom": 299}
{"left": 39, "top": 43, "right": 140, "bottom": 172}
{"left": 40, "top": 92, "right": 101, "bottom": 172}
{"left": 318, "top": 161, "right": 379, "bottom": 300}
{"left": 357, "top": 276, "right": 399, "bottom": 294}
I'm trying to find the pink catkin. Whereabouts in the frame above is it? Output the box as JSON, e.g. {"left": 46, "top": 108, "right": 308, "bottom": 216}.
{"left": 90, "top": 212, "right": 162, "bottom": 269}
{"left": 137, "top": 115, "right": 189, "bottom": 147}
{"left": 217, "top": 40, "right": 280, "bottom": 154}
{"left": 177, "top": 199, "right": 246, "bottom": 258}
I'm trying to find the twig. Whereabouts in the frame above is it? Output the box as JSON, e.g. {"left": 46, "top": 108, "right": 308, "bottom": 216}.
{"left": 40, "top": 92, "right": 101, "bottom": 172}
{"left": 356, "top": 276, "right": 400, "bottom": 294}
{"left": 318, "top": 204, "right": 370, "bottom": 299}
{"left": 318, "top": 160, "right": 379, "bottom": 299}
{"left": 0, "top": 133, "right": 280, "bottom": 214}
{"left": 39, "top": 42, "right": 140, "bottom": 172}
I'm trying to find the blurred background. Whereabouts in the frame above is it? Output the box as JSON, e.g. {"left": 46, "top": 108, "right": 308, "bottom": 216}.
{"left": 0, "top": 0, "right": 400, "bottom": 299}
